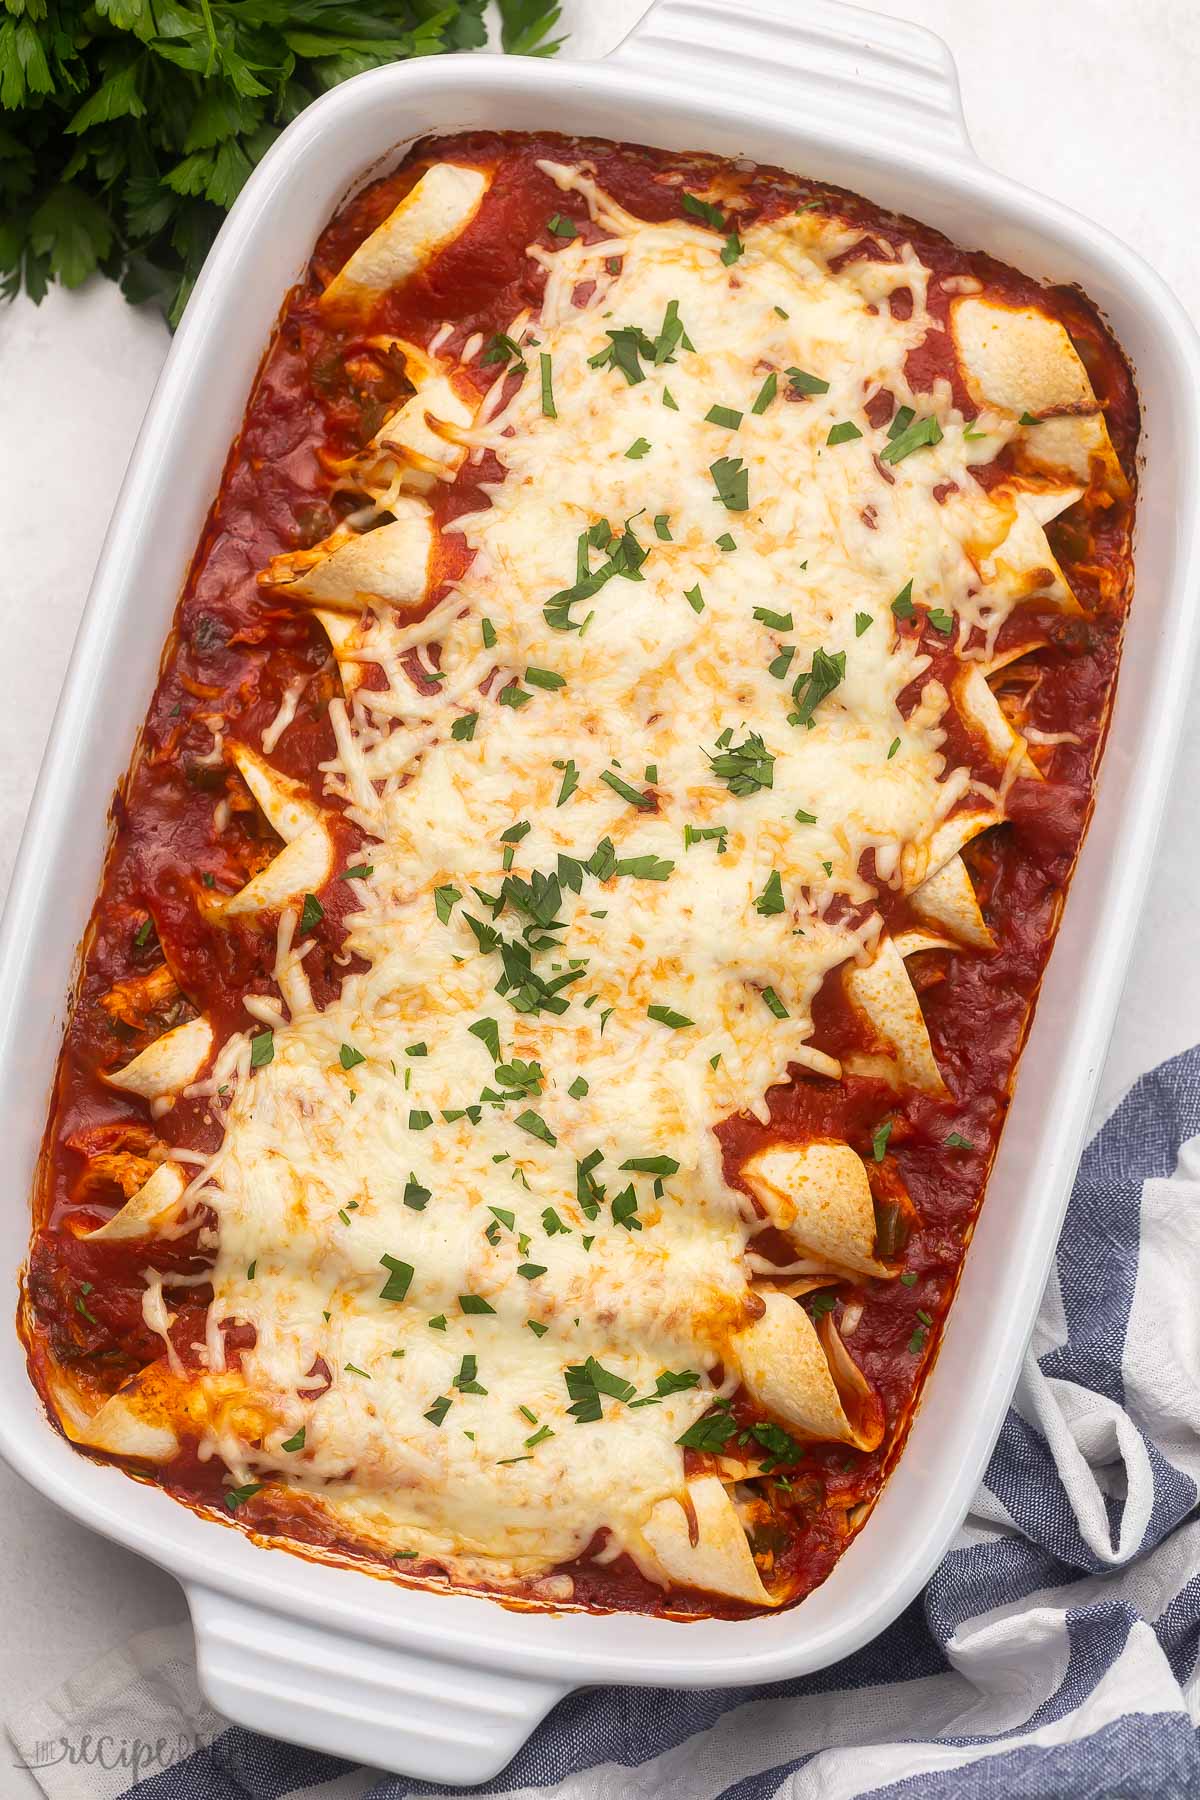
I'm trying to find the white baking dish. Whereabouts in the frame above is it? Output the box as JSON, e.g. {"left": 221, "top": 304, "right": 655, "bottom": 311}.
{"left": 1, "top": 0, "right": 1197, "bottom": 1783}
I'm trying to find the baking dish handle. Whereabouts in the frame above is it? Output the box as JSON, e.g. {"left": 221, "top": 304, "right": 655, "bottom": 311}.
{"left": 187, "top": 1585, "right": 569, "bottom": 1784}
{"left": 611, "top": 0, "right": 973, "bottom": 161}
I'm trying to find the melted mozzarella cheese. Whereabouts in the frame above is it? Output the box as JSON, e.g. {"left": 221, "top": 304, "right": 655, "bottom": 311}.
{"left": 169, "top": 167, "right": 1081, "bottom": 1595}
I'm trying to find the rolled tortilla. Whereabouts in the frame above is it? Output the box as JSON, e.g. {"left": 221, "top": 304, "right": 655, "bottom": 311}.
{"left": 732, "top": 1290, "right": 883, "bottom": 1451}
{"left": 742, "top": 1140, "right": 897, "bottom": 1279}
{"left": 842, "top": 933, "right": 947, "bottom": 1096}
{"left": 104, "top": 1015, "right": 214, "bottom": 1102}
{"left": 321, "top": 164, "right": 490, "bottom": 316}
{"left": 81, "top": 1161, "right": 187, "bottom": 1242}
{"left": 950, "top": 295, "right": 1127, "bottom": 499}
{"left": 260, "top": 501, "right": 434, "bottom": 613}
{"left": 213, "top": 818, "right": 333, "bottom": 920}
{"left": 637, "top": 1474, "right": 778, "bottom": 1606}
{"left": 954, "top": 664, "right": 1041, "bottom": 781}
{"left": 229, "top": 742, "right": 324, "bottom": 844}
{"left": 909, "top": 853, "right": 993, "bottom": 950}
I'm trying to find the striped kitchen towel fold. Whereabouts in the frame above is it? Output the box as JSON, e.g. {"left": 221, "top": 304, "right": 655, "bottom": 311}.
{"left": 8, "top": 1043, "right": 1200, "bottom": 1800}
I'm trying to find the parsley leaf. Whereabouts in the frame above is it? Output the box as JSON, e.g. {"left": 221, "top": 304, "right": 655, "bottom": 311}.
{"left": 3, "top": 8, "right": 563, "bottom": 326}
{"left": 789, "top": 648, "right": 846, "bottom": 728}
{"left": 706, "top": 730, "right": 775, "bottom": 795}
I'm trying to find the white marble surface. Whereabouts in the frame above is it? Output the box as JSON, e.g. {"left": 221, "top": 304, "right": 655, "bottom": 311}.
{"left": 1, "top": 0, "right": 1197, "bottom": 1775}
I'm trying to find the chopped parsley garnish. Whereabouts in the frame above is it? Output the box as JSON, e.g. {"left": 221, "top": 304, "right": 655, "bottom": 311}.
{"left": 625, "top": 436, "right": 651, "bottom": 459}
{"left": 681, "top": 191, "right": 728, "bottom": 231}
{"left": 720, "top": 233, "right": 743, "bottom": 265}
{"left": 789, "top": 647, "right": 846, "bottom": 729}
{"left": 762, "top": 986, "right": 789, "bottom": 1019}
{"left": 379, "top": 1255, "right": 414, "bottom": 1303}
{"left": 249, "top": 1030, "right": 274, "bottom": 1068}
{"left": 403, "top": 1174, "right": 431, "bottom": 1210}
{"left": 615, "top": 853, "right": 673, "bottom": 880}
{"left": 525, "top": 665, "right": 566, "bottom": 690}
{"left": 527, "top": 1319, "right": 549, "bottom": 1338}
{"left": 769, "top": 647, "right": 795, "bottom": 679}
{"left": 499, "top": 682, "right": 532, "bottom": 709}
{"left": 451, "top": 712, "right": 478, "bottom": 742}
{"left": 710, "top": 455, "right": 749, "bottom": 511}
{"left": 610, "top": 1184, "right": 641, "bottom": 1232}
{"left": 827, "top": 420, "right": 862, "bottom": 446}
{"left": 482, "top": 333, "right": 527, "bottom": 374}
{"left": 705, "top": 404, "right": 742, "bottom": 430}
{"left": 568, "top": 1075, "right": 589, "bottom": 1098}
{"left": 794, "top": 807, "right": 817, "bottom": 824}
{"left": 547, "top": 212, "right": 577, "bottom": 239}
{"left": 786, "top": 367, "right": 830, "bottom": 396}
{"left": 754, "top": 606, "right": 793, "bottom": 631}
{"left": 927, "top": 608, "right": 954, "bottom": 634}
{"left": 648, "top": 1003, "right": 693, "bottom": 1029}
{"left": 684, "top": 583, "right": 705, "bottom": 614}
{"left": 662, "top": 387, "right": 678, "bottom": 410}
{"left": 515, "top": 1109, "right": 557, "bottom": 1147}
{"left": 751, "top": 372, "right": 777, "bottom": 414}
{"left": 281, "top": 1427, "right": 305, "bottom": 1453}
{"left": 887, "top": 404, "right": 915, "bottom": 440}
{"left": 459, "top": 1294, "right": 496, "bottom": 1315}
{"left": 684, "top": 823, "right": 729, "bottom": 853}
{"left": 425, "top": 1396, "right": 451, "bottom": 1427}
{"left": 653, "top": 513, "right": 672, "bottom": 540}
{"left": 1019, "top": 410, "right": 1040, "bottom": 426}
{"left": 539, "top": 352, "right": 556, "bottom": 418}
{"left": 468, "top": 1017, "right": 501, "bottom": 1060}
{"left": 754, "top": 870, "right": 785, "bottom": 916}
{"left": 632, "top": 1369, "right": 701, "bottom": 1408}
{"left": 872, "top": 1119, "right": 894, "bottom": 1161}
{"left": 716, "top": 532, "right": 736, "bottom": 552}
{"left": 541, "top": 1207, "right": 570, "bottom": 1236}
{"left": 855, "top": 611, "right": 873, "bottom": 636}
{"left": 342, "top": 862, "right": 374, "bottom": 880}
{"left": 946, "top": 1131, "right": 975, "bottom": 1150}
{"left": 600, "top": 769, "right": 653, "bottom": 809}
{"left": 891, "top": 580, "right": 915, "bottom": 620}
{"left": 908, "top": 1326, "right": 928, "bottom": 1355}
{"left": 880, "top": 413, "right": 943, "bottom": 464}
{"left": 454, "top": 1353, "right": 488, "bottom": 1396}
{"left": 339, "top": 1043, "right": 365, "bottom": 1071}
{"left": 481, "top": 617, "right": 498, "bottom": 649}
{"left": 706, "top": 730, "right": 774, "bottom": 795}
{"left": 133, "top": 916, "right": 154, "bottom": 950}
{"left": 224, "top": 1482, "right": 263, "bottom": 1512}
{"left": 344, "top": 1362, "right": 370, "bottom": 1378}
{"left": 676, "top": 1409, "right": 736, "bottom": 1452}
{"left": 899, "top": 1270, "right": 918, "bottom": 1287}
{"left": 544, "top": 518, "right": 648, "bottom": 632}
{"left": 555, "top": 759, "right": 580, "bottom": 806}
{"left": 434, "top": 883, "right": 462, "bottom": 924}
{"left": 565, "top": 1355, "right": 637, "bottom": 1422}
{"left": 408, "top": 1109, "right": 433, "bottom": 1130}
{"left": 887, "top": 737, "right": 901, "bottom": 760}
{"left": 525, "top": 1424, "right": 555, "bottom": 1448}
{"left": 621, "top": 1154, "right": 679, "bottom": 1175}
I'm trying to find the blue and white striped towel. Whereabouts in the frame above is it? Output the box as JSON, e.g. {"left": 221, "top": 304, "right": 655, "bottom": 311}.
{"left": 8, "top": 1044, "right": 1200, "bottom": 1799}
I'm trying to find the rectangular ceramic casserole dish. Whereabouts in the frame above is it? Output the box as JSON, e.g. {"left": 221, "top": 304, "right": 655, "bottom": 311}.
{"left": 1, "top": 0, "right": 1198, "bottom": 1783}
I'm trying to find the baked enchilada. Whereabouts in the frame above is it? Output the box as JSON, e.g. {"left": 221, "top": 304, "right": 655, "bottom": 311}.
{"left": 21, "top": 132, "right": 1138, "bottom": 1618}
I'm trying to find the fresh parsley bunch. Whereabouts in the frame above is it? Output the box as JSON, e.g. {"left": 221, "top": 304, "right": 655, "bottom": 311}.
{"left": 0, "top": 0, "right": 562, "bottom": 327}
